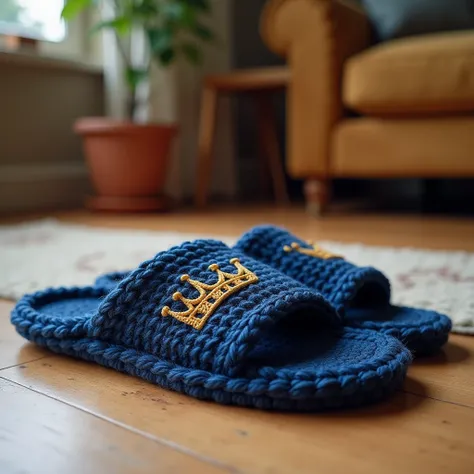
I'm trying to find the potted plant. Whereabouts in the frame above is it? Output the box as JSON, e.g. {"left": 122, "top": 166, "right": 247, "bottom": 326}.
{"left": 61, "top": 0, "right": 213, "bottom": 211}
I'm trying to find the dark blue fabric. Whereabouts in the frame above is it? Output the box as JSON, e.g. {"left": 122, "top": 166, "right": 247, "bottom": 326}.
{"left": 11, "top": 239, "right": 412, "bottom": 410}
{"left": 234, "top": 226, "right": 452, "bottom": 355}
{"left": 234, "top": 227, "right": 391, "bottom": 315}
{"left": 361, "top": 0, "right": 474, "bottom": 40}
{"left": 88, "top": 240, "right": 341, "bottom": 376}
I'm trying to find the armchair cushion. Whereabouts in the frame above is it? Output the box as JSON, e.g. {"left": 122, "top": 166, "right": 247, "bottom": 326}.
{"left": 343, "top": 31, "right": 474, "bottom": 115}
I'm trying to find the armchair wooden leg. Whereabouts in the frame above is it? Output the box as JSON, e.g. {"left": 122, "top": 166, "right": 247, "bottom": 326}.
{"left": 304, "top": 179, "right": 330, "bottom": 216}
{"left": 195, "top": 86, "right": 218, "bottom": 208}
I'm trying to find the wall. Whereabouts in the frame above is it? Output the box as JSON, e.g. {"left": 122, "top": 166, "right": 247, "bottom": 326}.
{"left": 41, "top": 11, "right": 102, "bottom": 66}
{"left": 173, "top": 0, "right": 236, "bottom": 200}
{"left": 0, "top": 53, "right": 104, "bottom": 212}
{"left": 231, "top": 0, "right": 287, "bottom": 198}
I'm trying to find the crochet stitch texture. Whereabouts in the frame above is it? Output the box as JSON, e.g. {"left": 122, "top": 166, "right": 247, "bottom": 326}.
{"left": 12, "top": 239, "right": 412, "bottom": 410}
{"left": 234, "top": 226, "right": 452, "bottom": 354}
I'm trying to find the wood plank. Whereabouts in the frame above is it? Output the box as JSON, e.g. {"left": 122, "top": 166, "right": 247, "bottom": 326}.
{"left": 407, "top": 334, "right": 474, "bottom": 408}
{"left": 0, "top": 378, "right": 227, "bottom": 474}
{"left": 0, "top": 300, "right": 49, "bottom": 369}
{"left": 57, "top": 209, "right": 474, "bottom": 251}
{"left": 3, "top": 208, "right": 474, "bottom": 251}
{"left": 3, "top": 357, "right": 474, "bottom": 474}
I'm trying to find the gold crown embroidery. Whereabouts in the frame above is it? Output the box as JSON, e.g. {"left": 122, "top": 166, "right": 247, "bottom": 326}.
{"left": 161, "top": 258, "right": 258, "bottom": 330}
{"left": 283, "top": 241, "right": 343, "bottom": 260}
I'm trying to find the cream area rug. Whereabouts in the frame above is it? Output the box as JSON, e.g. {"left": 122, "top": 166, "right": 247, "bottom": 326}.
{"left": 1, "top": 219, "right": 473, "bottom": 335}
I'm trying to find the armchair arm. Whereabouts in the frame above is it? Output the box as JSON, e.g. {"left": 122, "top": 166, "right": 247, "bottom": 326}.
{"left": 261, "top": 0, "right": 371, "bottom": 178}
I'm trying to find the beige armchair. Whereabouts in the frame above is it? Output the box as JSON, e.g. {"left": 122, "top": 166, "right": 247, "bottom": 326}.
{"left": 261, "top": 0, "right": 474, "bottom": 213}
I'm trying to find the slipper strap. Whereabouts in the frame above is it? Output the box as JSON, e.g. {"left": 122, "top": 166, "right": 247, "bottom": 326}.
{"left": 235, "top": 226, "right": 391, "bottom": 314}
{"left": 88, "top": 240, "right": 340, "bottom": 377}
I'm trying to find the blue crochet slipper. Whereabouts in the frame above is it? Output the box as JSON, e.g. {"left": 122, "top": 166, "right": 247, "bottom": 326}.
{"left": 234, "top": 226, "right": 452, "bottom": 356}
{"left": 12, "top": 240, "right": 411, "bottom": 411}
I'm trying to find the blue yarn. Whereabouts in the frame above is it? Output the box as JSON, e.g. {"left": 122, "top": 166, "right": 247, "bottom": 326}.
{"left": 12, "top": 239, "right": 412, "bottom": 410}
{"left": 95, "top": 228, "right": 452, "bottom": 355}
{"left": 95, "top": 271, "right": 129, "bottom": 289}
{"left": 234, "top": 226, "right": 452, "bottom": 355}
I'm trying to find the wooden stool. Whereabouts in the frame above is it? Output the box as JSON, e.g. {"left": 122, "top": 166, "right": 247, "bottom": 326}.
{"left": 195, "top": 67, "right": 290, "bottom": 207}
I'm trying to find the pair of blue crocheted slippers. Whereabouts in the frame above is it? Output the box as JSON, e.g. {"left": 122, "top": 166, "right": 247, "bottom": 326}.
{"left": 12, "top": 225, "right": 451, "bottom": 411}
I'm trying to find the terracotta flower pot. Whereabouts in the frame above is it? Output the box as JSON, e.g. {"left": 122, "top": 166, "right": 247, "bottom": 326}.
{"left": 74, "top": 118, "right": 177, "bottom": 212}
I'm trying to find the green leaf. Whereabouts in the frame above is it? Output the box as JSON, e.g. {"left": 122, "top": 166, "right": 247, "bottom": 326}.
{"left": 89, "top": 17, "right": 131, "bottom": 36}
{"left": 131, "top": 0, "right": 158, "bottom": 18}
{"left": 182, "top": 6, "right": 197, "bottom": 28}
{"left": 162, "top": 2, "right": 186, "bottom": 21}
{"left": 125, "top": 67, "right": 148, "bottom": 90}
{"left": 182, "top": 0, "right": 211, "bottom": 12}
{"left": 61, "top": 0, "right": 94, "bottom": 21}
{"left": 182, "top": 43, "right": 202, "bottom": 65}
{"left": 158, "top": 48, "right": 176, "bottom": 66}
{"left": 147, "top": 28, "right": 172, "bottom": 55}
{"left": 164, "top": 4, "right": 197, "bottom": 29}
{"left": 193, "top": 23, "right": 213, "bottom": 41}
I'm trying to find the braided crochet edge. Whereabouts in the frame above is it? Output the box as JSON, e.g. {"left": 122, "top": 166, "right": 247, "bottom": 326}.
{"left": 12, "top": 317, "right": 412, "bottom": 411}
{"left": 11, "top": 281, "right": 413, "bottom": 411}
{"left": 346, "top": 311, "right": 452, "bottom": 355}
{"left": 17, "top": 331, "right": 410, "bottom": 410}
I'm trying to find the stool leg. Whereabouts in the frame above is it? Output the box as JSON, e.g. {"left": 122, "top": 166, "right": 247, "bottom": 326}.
{"left": 195, "top": 86, "right": 218, "bottom": 208}
{"left": 257, "top": 120, "right": 273, "bottom": 199}
{"left": 255, "top": 94, "right": 290, "bottom": 205}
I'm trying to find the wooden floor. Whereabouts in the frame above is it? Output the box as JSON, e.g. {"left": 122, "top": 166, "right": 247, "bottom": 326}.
{"left": 1, "top": 206, "right": 474, "bottom": 474}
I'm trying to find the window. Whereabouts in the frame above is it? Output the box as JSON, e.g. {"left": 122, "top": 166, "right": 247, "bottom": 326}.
{"left": 0, "top": 0, "right": 66, "bottom": 42}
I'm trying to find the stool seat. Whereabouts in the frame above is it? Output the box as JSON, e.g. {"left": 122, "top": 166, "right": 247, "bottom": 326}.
{"left": 204, "top": 67, "right": 290, "bottom": 91}
{"left": 195, "top": 67, "right": 290, "bottom": 207}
